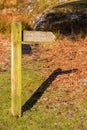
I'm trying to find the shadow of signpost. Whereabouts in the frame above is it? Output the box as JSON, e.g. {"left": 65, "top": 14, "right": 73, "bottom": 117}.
{"left": 22, "top": 68, "right": 77, "bottom": 113}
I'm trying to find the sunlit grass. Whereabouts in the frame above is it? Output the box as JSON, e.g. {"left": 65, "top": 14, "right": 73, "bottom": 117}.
{"left": 0, "top": 65, "right": 87, "bottom": 130}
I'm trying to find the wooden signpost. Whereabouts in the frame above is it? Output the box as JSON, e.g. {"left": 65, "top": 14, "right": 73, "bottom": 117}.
{"left": 23, "top": 31, "right": 56, "bottom": 42}
{"left": 11, "top": 21, "right": 55, "bottom": 117}
{"left": 11, "top": 22, "right": 22, "bottom": 117}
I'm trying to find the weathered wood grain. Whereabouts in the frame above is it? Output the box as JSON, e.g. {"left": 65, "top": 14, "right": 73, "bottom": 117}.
{"left": 11, "top": 22, "right": 22, "bottom": 117}
{"left": 23, "top": 31, "right": 56, "bottom": 42}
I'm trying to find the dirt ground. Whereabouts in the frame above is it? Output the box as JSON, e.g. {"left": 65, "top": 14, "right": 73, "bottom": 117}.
{"left": 0, "top": 34, "right": 87, "bottom": 100}
{"left": 0, "top": 34, "right": 11, "bottom": 70}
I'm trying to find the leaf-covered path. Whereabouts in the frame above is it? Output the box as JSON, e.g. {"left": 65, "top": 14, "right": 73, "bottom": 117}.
{"left": 0, "top": 34, "right": 87, "bottom": 100}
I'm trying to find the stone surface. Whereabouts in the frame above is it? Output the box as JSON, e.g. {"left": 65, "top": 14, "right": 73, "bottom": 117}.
{"left": 34, "top": 11, "right": 87, "bottom": 35}
{"left": 33, "top": 3, "right": 87, "bottom": 36}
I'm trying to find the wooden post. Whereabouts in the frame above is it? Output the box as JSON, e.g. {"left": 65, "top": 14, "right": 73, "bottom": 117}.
{"left": 11, "top": 22, "right": 22, "bottom": 117}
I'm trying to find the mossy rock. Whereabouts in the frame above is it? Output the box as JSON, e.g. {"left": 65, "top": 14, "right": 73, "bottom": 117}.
{"left": 33, "top": 0, "right": 87, "bottom": 38}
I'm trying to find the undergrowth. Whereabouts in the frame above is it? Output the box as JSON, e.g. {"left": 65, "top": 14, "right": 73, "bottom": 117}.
{"left": 0, "top": 14, "right": 11, "bottom": 34}
{"left": 0, "top": 0, "right": 87, "bottom": 38}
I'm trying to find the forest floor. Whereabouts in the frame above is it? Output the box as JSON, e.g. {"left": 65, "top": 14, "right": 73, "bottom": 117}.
{"left": 0, "top": 33, "right": 87, "bottom": 129}
{"left": 0, "top": 35, "right": 87, "bottom": 99}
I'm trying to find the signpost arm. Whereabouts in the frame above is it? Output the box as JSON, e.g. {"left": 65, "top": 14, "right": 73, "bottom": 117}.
{"left": 11, "top": 22, "right": 22, "bottom": 117}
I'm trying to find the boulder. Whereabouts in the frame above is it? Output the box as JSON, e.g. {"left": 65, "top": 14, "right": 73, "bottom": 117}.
{"left": 33, "top": 4, "right": 87, "bottom": 36}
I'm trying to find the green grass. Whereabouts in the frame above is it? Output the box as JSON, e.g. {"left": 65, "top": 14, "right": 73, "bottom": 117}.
{"left": 0, "top": 67, "right": 87, "bottom": 130}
